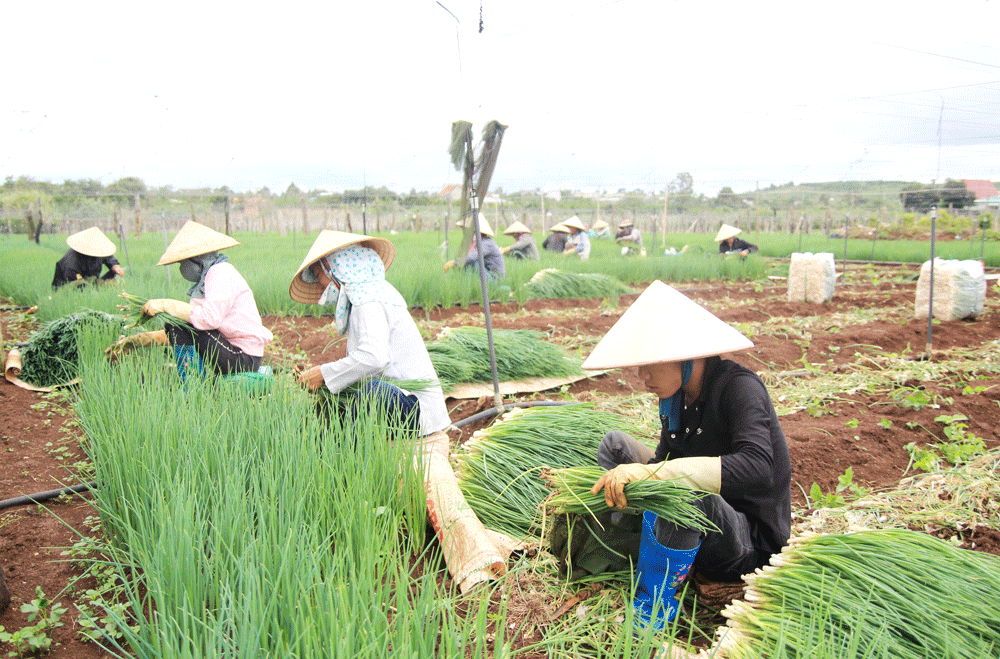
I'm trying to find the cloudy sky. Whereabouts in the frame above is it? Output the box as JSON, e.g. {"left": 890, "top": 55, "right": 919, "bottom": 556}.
{"left": 4, "top": 0, "right": 999, "bottom": 197}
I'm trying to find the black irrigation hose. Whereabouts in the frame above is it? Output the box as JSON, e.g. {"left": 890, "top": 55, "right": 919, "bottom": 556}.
{"left": 0, "top": 481, "right": 96, "bottom": 511}
{"left": 451, "top": 400, "right": 574, "bottom": 429}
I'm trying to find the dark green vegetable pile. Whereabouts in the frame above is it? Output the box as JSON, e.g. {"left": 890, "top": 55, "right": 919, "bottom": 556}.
{"left": 18, "top": 310, "right": 123, "bottom": 386}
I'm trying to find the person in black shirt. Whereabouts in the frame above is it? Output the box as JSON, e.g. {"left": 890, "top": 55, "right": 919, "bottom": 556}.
{"left": 581, "top": 280, "right": 790, "bottom": 628}
{"left": 52, "top": 227, "right": 125, "bottom": 289}
{"left": 541, "top": 223, "right": 569, "bottom": 252}
{"left": 715, "top": 223, "right": 758, "bottom": 257}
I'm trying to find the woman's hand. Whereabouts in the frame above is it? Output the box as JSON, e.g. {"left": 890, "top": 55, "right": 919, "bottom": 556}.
{"left": 298, "top": 365, "right": 326, "bottom": 391}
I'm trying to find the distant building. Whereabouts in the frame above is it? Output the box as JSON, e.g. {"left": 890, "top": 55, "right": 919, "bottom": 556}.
{"left": 961, "top": 179, "right": 998, "bottom": 208}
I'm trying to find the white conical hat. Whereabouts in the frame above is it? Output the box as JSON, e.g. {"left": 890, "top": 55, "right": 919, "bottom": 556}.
{"left": 582, "top": 280, "right": 754, "bottom": 370}
{"left": 562, "top": 216, "right": 587, "bottom": 232}
{"left": 592, "top": 219, "right": 609, "bottom": 231}
{"left": 503, "top": 220, "right": 531, "bottom": 235}
{"left": 550, "top": 222, "right": 570, "bottom": 234}
{"left": 619, "top": 218, "right": 634, "bottom": 228}
{"left": 714, "top": 223, "right": 742, "bottom": 242}
{"left": 157, "top": 221, "right": 240, "bottom": 265}
{"left": 66, "top": 227, "right": 116, "bottom": 258}
{"left": 289, "top": 230, "right": 396, "bottom": 304}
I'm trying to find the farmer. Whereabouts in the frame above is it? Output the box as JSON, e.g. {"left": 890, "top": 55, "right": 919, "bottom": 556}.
{"left": 580, "top": 280, "right": 791, "bottom": 629}
{"left": 291, "top": 230, "right": 451, "bottom": 437}
{"left": 715, "top": 223, "right": 758, "bottom": 257}
{"left": 590, "top": 218, "right": 612, "bottom": 239}
{"left": 500, "top": 220, "right": 539, "bottom": 260}
{"left": 615, "top": 219, "right": 645, "bottom": 257}
{"left": 108, "top": 220, "right": 273, "bottom": 378}
{"left": 52, "top": 227, "right": 125, "bottom": 289}
{"left": 561, "top": 216, "right": 591, "bottom": 261}
{"left": 541, "top": 222, "right": 569, "bottom": 253}
{"left": 443, "top": 214, "right": 506, "bottom": 279}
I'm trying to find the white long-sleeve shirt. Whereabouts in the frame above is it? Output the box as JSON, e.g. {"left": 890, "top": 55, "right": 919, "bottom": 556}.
{"left": 320, "top": 301, "right": 452, "bottom": 436}
{"left": 189, "top": 262, "right": 273, "bottom": 357}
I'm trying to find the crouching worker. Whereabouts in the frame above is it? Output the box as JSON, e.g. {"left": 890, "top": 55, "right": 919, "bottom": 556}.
{"left": 52, "top": 227, "right": 125, "bottom": 289}
{"left": 290, "top": 231, "right": 451, "bottom": 439}
{"left": 577, "top": 281, "right": 790, "bottom": 630}
{"left": 107, "top": 221, "right": 272, "bottom": 379}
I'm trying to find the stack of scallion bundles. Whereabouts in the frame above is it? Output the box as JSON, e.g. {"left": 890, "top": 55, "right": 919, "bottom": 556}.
{"left": 117, "top": 291, "right": 194, "bottom": 331}
{"left": 427, "top": 326, "right": 583, "bottom": 391}
{"left": 452, "top": 403, "right": 649, "bottom": 539}
{"left": 522, "top": 268, "right": 634, "bottom": 300}
{"left": 18, "top": 310, "right": 123, "bottom": 386}
{"left": 540, "top": 465, "right": 714, "bottom": 533}
{"left": 715, "top": 529, "right": 1000, "bottom": 659}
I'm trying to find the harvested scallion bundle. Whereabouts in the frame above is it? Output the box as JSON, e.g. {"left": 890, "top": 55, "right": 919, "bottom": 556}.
{"left": 117, "top": 291, "right": 193, "bottom": 331}
{"left": 427, "top": 326, "right": 583, "bottom": 390}
{"left": 540, "top": 465, "right": 715, "bottom": 533}
{"left": 716, "top": 529, "right": 1000, "bottom": 659}
{"left": 522, "top": 268, "right": 634, "bottom": 300}
{"left": 18, "top": 310, "right": 123, "bottom": 386}
{"left": 453, "top": 404, "right": 650, "bottom": 538}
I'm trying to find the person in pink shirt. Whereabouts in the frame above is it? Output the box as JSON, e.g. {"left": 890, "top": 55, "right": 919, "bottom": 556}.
{"left": 109, "top": 221, "right": 272, "bottom": 378}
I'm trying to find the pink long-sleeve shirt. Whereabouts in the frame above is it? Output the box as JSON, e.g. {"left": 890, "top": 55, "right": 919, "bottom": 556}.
{"left": 189, "top": 262, "right": 273, "bottom": 357}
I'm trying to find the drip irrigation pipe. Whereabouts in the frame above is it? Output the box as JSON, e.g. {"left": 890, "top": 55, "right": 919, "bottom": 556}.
{"left": 451, "top": 400, "right": 574, "bottom": 429}
{"left": 0, "top": 481, "right": 96, "bottom": 511}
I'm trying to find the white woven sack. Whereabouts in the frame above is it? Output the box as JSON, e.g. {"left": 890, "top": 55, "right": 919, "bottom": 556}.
{"left": 914, "top": 258, "right": 986, "bottom": 321}
{"left": 787, "top": 252, "right": 836, "bottom": 303}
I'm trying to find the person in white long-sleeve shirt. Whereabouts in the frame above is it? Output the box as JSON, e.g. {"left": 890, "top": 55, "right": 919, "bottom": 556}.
{"left": 290, "top": 231, "right": 451, "bottom": 437}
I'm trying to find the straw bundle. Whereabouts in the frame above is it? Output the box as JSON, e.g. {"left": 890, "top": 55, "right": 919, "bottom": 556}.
{"left": 786, "top": 252, "right": 836, "bottom": 304}
{"left": 914, "top": 258, "right": 986, "bottom": 321}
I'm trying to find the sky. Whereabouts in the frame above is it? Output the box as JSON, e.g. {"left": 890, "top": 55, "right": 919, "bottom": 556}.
{"left": 4, "top": 0, "right": 999, "bottom": 198}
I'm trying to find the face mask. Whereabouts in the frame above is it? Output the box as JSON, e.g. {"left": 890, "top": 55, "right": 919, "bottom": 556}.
{"left": 179, "top": 258, "right": 202, "bottom": 283}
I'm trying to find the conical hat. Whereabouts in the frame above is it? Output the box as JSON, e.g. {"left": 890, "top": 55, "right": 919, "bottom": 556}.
{"left": 550, "top": 222, "right": 570, "bottom": 234}
{"left": 582, "top": 280, "right": 753, "bottom": 370}
{"left": 714, "top": 223, "right": 742, "bottom": 242}
{"left": 157, "top": 221, "right": 240, "bottom": 265}
{"left": 562, "top": 216, "right": 587, "bottom": 232}
{"left": 503, "top": 220, "right": 531, "bottom": 235}
{"left": 619, "top": 219, "right": 634, "bottom": 228}
{"left": 592, "top": 219, "right": 609, "bottom": 231}
{"left": 289, "top": 230, "right": 396, "bottom": 304}
{"left": 456, "top": 214, "right": 494, "bottom": 237}
{"left": 66, "top": 227, "right": 116, "bottom": 258}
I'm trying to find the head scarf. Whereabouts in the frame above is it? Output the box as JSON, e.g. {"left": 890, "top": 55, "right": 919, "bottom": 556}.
{"left": 658, "top": 360, "right": 693, "bottom": 433}
{"left": 311, "top": 245, "right": 406, "bottom": 335}
{"left": 179, "top": 251, "right": 228, "bottom": 299}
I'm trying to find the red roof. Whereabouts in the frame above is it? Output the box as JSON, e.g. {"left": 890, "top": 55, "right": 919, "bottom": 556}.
{"left": 961, "top": 179, "right": 998, "bottom": 201}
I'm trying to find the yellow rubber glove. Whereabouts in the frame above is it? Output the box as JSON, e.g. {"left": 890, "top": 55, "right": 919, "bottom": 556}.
{"left": 443, "top": 260, "right": 456, "bottom": 272}
{"left": 141, "top": 298, "right": 193, "bottom": 322}
{"left": 500, "top": 245, "right": 513, "bottom": 255}
{"left": 590, "top": 457, "right": 722, "bottom": 509}
{"left": 105, "top": 330, "right": 168, "bottom": 362}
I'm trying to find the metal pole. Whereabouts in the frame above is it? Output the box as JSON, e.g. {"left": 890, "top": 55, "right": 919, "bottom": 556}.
{"left": 926, "top": 205, "right": 937, "bottom": 358}
{"left": 161, "top": 211, "right": 171, "bottom": 285}
{"left": 470, "top": 189, "right": 503, "bottom": 412}
{"left": 117, "top": 206, "right": 132, "bottom": 272}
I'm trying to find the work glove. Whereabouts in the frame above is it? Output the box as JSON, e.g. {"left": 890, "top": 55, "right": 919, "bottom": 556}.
{"left": 105, "top": 330, "right": 168, "bottom": 362}
{"left": 442, "top": 260, "right": 456, "bottom": 272}
{"left": 500, "top": 246, "right": 513, "bottom": 255}
{"left": 590, "top": 457, "right": 722, "bottom": 510}
{"left": 141, "top": 298, "right": 193, "bottom": 323}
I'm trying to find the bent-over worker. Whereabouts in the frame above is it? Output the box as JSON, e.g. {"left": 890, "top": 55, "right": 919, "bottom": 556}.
{"left": 615, "top": 219, "right": 644, "bottom": 257}
{"left": 443, "top": 215, "right": 506, "bottom": 279}
{"left": 715, "top": 223, "right": 758, "bottom": 257}
{"left": 581, "top": 280, "right": 790, "bottom": 629}
{"left": 52, "top": 227, "right": 125, "bottom": 289}
{"left": 561, "top": 216, "right": 591, "bottom": 260}
{"left": 292, "top": 231, "right": 451, "bottom": 438}
{"left": 500, "top": 220, "right": 539, "bottom": 260}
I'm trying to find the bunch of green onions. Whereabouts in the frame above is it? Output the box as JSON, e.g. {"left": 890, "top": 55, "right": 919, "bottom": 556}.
{"left": 427, "top": 326, "right": 583, "bottom": 390}
{"left": 540, "top": 465, "right": 714, "bottom": 533}
{"left": 452, "top": 403, "right": 649, "bottom": 538}
{"left": 117, "top": 292, "right": 193, "bottom": 331}
{"left": 522, "top": 269, "right": 634, "bottom": 300}
{"left": 716, "top": 529, "right": 1000, "bottom": 659}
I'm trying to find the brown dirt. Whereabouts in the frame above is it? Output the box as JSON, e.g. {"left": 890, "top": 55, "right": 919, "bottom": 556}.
{"left": 2, "top": 268, "right": 999, "bottom": 657}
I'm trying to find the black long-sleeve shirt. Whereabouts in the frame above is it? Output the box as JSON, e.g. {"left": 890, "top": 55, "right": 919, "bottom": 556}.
{"left": 52, "top": 249, "right": 120, "bottom": 288}
{"left": 653, "top": 356, "right": 791, "bottom": 561}
{"left": 719, "top": 237, "right": 758, "bottom": 254}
